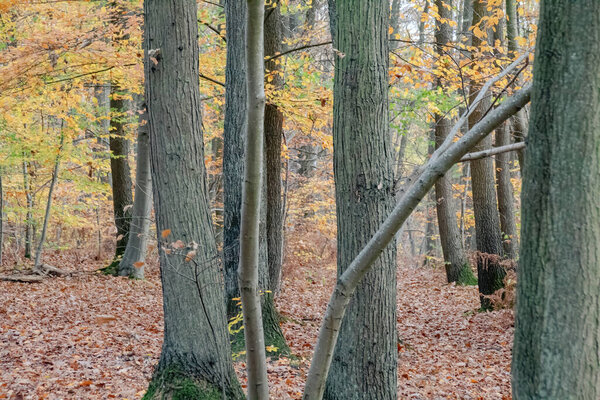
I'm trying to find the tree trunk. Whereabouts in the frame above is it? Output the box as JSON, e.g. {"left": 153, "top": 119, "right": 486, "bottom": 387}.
{"left": 118, "top": 105, "right": 152, "bottom": 279}
{"left": 264, "top": 1, "right": 284, "bottom": 294}
{"left": 142, "top": 0, "right": 242, "bottom": 397}
{"left": 324, "top": 1, "right": 398, "bottom": 399}
{"left": 108, "top": 91, "right": 133, "bottom": 272}
{"left": 239, "top": 1, "right": 269, "bottom": 398}
{"left": 223, "top": 0, "right": 247, "bottom": 317}
{"left": 0, "top": 169, "right": 3, "bottom": 267}
{"left": 512, "top": 2, "right": 600, "bottom": 398}
{"left": 505, "top": 0, "right": 526, "bottom": 173}
{"left": 23, "top": 159, "right": 32, "bottom": 259}
{"left": 433, "top": 0, "right": 474, "bottom": 285}
{"left": 494, "top": 123, "right": 517, "bottom": 259}
{"left": 469, "top": 0, "right": 505, "bottom": 310}
{"left": 34, "top": 133, "right": 63, "bottom": 268}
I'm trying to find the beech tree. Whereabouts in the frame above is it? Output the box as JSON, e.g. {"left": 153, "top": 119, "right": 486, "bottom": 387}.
{"left": 512, "top": 1, "right": 600, "bottom": 398}
{"left": 324, "top": 1, "right": 398, "bottom": 398}
{"left": 142, "top": 0, "right": 242, "bottom": 397}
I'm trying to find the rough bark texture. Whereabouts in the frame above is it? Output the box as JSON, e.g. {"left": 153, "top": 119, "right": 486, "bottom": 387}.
{"left": 264, "top": 1, "right": 284, "bottom": 294}
{"left": 109, "top": 93, "right": 133, "bottom": 264}
{"left": 23, "top": 160, "right": 32, "bottom": 259}
{"left": 469, "top": 0, "right": 505, "bottom": 310}
{"left": 143, "top": 0, "right": 242, "bottom": 398}
{"left": 223, "top": 0, "right": 247, "bottom": 317}
{"left": 512, "top": 2, "right": 600, "bottom": 398}
{"left": 324, "top": 1, "right": 398, "bottom": 399}
{"left": 118, "top": 106, "right": 152, "bottom": 279}
{"left": 494, "top": 123, "right": 517, "bottom": 259}
{"left": 433, "top": 0, "right": 474, "bottom": 284}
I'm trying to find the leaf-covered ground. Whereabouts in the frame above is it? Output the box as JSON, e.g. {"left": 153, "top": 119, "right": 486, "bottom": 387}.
{"left": 0, "top": 250, "right": 513, "bottom": 399}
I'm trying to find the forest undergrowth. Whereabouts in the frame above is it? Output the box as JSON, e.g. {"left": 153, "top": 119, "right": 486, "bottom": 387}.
{"left": 0, "top": 239, "right": 513, "bottom": 400}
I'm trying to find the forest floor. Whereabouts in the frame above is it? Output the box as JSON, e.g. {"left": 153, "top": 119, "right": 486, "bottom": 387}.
{"left": 0, "top": 249, "right": 513, "bottom": 399}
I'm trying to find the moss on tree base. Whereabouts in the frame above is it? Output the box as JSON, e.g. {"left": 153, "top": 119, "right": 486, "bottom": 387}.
{"left": 456, "top": 264, "right": 478, "bottom": 286}
{"left": 143, "top": 366, "right": 223, "bottom": 400}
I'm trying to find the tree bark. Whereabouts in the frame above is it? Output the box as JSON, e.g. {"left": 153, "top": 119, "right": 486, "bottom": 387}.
{"left": 239, "top": 1, "right": 269, "bottom": 398}
{"left": 34, "top": 133, "right": 63, "bottom": 269}
{"left": 512, "top": 2, "right": 600, "bottom": 398}
{"left": 494, "top": 123, "right": 517, "bottom": 259}
{"left": 469, "top": 0, "right": 505, "bottom": 310}
{"left": 264, "top": 0, "right": 284, "bottom": 294}
{"left": 23, "top": 159, "right": 33, "bottom": 259}
{"left": 142, "top": 0, "right": 242, "bottom": 397}
{"left": 303, "top": 84, "right": 531, "bottom": 400}
{"left": 108, "top": 92, "right": 133, "bottom": 270}
{"left": 223, "top": 0, "right": 247, "bottom": 317}
{"left": 118, "top": 105, "right": 152, "bottom": 279}
{"left": 434, "top": 0, "right": 474, "bottom": 284}
{"left": 323, "top": 1, "right": 397, "bottom": 399}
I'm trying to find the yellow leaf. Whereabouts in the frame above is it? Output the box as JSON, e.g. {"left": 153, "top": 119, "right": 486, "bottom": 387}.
{"left": 161, "top": 229, "right": 171, "bottom": 238}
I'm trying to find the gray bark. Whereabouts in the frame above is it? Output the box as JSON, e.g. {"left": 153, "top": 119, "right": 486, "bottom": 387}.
{"left": 118, "top": 106, "right": 152, "bottom": 279}
{"left": 303, "top": 82, "right": 531, "bottom": 400}
{"left": 434, "top": 0, "right": 473, "bottom": 284}
{"left": 324, "top": 1, "right": 397, "bottom": 399}
{"left": 34, "top": 133, "right": 63, "bottom": 268}
{"left": 239, "top": 1, "right": 269, "bottom": 398}
{"left": 223, "top": 0, "right": 247, "bottom": 316}
{"left": 460, "top": 142, "right": 525, "bottom": 162}
{"left": 512, "top": 2, "right": 600, "bottom": 398}
{"left": 469, "top": 0, "right": 505, "bottom": 310}
{"left": 143, "top": 0, "right": 242, "bottom": 397}
{"left": 109, "top": 92, "right": 133, "bottom": 264}
{"left": 23, "top": 159, "right": 33, "bottom": 259}
{"left": 264, "top": 1, "right": 284, "bottom": 293}
{"left": 494, "top": 123, "right": 517, "bottom": 259}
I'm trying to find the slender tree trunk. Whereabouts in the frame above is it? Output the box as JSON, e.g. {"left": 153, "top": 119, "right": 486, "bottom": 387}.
{"left": 108, "top": 91, "right": 133, "bottom": 271}
{"left": 505, "top": 0, "right": 526, "bottom": 173}
{"left": 264, "top": 1, "right": 284, "bottom": 294}
{"left": 433, "top": 0, "right": 474, "bottom": 284}
{"left": 23, "top": 160, "right": 33, "bottom": 259}
{"left": 303, "top": 84, "right": 532, "bottom": 400}
{"left": 239, "top": 1, "right": 269, "bottom": 398}
{"left": 469, "top": 0, "right": 505, "bottom": 310}
{"left": 512, "top": 2, "right": 600, "bottom": 398}
{"left": 118, "top": 105, "right": 152, "bottom": 279}
{"left": 324, "top": 1, "right": 397, "bottom": 399}
{"left": 494, "top": 123, "right": 517, "bottom": 259}
{"left": 0, "top": 169, "right": 4, "bottom": 267}
{"left": 34, "top": 133, "right": 63, "bottom": 268}
{"left": 142, "top": 0, "right": 242, "bottom": 397}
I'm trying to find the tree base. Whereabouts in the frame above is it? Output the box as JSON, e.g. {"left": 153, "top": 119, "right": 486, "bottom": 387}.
{"left": 456, "top": 264, "right": 478, "bottom": 286}
{"left": 143, "top": 366, "right": 224, "bottom": 400}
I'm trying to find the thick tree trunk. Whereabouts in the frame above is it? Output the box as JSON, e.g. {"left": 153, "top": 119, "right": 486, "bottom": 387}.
{"left": 469, "top": 0, "right": 505, "bottom": 310}
{"left": 494, "top": 123, "right": 517, "bottom": 259}
{"left": 108, "top": 92, "right": 133, "bottom": 270}
{"left": 434, "top": 0, "right": 474, "bottom": 284}
{"left": 324, "top": 1, "right": 398, "bottom": 399}
{"left": 264, "top": 1, "right": 284, "bottom": 294}
{"left": 512, "top": 2, "right": 600, "bottom": 398}
{"left": 223, "top": 0, "right": 288, "bottom": 359}
{"left": 223, "top": 0, "right": 247, "bottom": 317}
{"left": 118, "top": 106, "right": 152, "bottom": 279}
{"left": 142, "top": 0, "right": 242, "bottom": 398}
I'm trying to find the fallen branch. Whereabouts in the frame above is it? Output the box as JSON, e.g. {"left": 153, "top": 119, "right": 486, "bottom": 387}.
{"left": 460, "top": 142, "right": 526, "bottom": 162}
{"left": 0, "top": 274, "right": 44, "bottom": 283}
